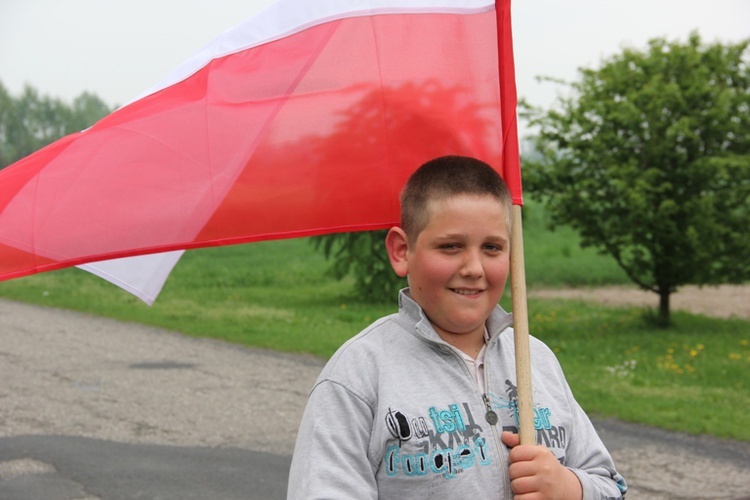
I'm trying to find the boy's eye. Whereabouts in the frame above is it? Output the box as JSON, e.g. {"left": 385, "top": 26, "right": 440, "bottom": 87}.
{"left": 483, "top": 243, "right": 504, "bottom": 252}
{"left": 436, "top": 242, "right": 465, "bottom": 252}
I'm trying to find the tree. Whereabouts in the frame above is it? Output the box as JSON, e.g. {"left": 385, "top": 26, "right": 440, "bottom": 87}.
{"left": 522, "top": 33, "right": 750, "bottom": 326}
{"left": 0, "top": 81, "right": 112, "bottom": 169}
{"left": 68, "top": 92, "right": 112, "bottom": 132}
{"left": 0, "top": 82, "right": 14, "bottom": 168}
{"left": 312, "top": 229, "right": 403, "bottom": 303}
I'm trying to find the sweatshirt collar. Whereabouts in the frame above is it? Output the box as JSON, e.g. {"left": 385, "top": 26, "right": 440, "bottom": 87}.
{"left": 396, "top": 288, "right": 513, "bottom": 345}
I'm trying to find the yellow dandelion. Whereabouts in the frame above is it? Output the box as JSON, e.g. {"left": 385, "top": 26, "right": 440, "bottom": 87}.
{"left": 729, "top": 353, "right": 742, "bottom": 360}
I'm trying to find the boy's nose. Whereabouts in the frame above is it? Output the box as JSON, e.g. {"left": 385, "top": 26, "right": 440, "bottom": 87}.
{"left": 459, "top": 250, "right": 484, "bottom": 278}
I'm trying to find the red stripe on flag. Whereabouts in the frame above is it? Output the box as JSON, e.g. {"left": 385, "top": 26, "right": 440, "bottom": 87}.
{"left": 0, "top": 3, "right": 520, "bottom": 288}
{"left": 496, "top": 0, "right": 523, "bottom": 205}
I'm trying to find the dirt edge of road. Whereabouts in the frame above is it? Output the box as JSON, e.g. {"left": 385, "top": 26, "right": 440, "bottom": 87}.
{"left": 527, "top": 284, "right": 749, "bottom": 320}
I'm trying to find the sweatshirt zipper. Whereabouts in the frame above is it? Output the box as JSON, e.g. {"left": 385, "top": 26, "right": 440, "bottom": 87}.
{"left": 441, "top": 344, "right": 508, "bottom": 448}
{"left": 426, "top": 329, "right": 512, "bottom": 498}
{"left": 482, "top": 393, "right": 499, "bottom": 425}
{"left": 482, "top": 344, "right": 513, "bottom": 500}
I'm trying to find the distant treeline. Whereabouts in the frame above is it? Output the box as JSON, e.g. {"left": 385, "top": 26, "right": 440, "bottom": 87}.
{"left": 0, "top": 80, "right": 112, "bottom": 169}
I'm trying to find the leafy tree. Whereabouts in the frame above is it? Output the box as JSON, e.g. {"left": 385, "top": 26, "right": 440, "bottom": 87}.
{"left": 0, "top": 81, "right": 112, "bottom": 169}
{"left": 68, "top": 92, "right": 112, "bottom": 132}
{"left": 522, "top": 33, "right": 750, "bottom": 325}
{"left": 0, "top": 82, "right": 13, "bottom": 168}
{"left": 311, "top": 230, "right": 404, "bottom": 303}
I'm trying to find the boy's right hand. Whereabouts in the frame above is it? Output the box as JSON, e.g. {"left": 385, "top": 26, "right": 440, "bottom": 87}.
{"left": 501, "top": 431, "right": 583, "bottom": 500}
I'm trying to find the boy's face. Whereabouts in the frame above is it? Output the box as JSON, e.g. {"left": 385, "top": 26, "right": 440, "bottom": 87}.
{"left": 402, "top": 194, "right": 510, "bottom": 342}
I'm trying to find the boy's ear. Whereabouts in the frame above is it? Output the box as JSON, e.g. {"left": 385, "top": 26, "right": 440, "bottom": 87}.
{"left": 385, "top": 227, "right": 409, "bottom": 278}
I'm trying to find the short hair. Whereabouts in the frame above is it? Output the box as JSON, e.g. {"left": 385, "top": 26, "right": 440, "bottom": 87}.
{"left": 400, "top": 155, "right": 512, "bottom": 242}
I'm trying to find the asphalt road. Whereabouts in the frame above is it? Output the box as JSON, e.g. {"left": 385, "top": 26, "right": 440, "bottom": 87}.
{"left": 1, "top": 298, "right": 749, "bottom": 499}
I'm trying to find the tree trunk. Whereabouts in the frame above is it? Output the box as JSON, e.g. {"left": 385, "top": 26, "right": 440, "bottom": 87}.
{"left": 658, "top": 288, "right": 671, "bottom": 327}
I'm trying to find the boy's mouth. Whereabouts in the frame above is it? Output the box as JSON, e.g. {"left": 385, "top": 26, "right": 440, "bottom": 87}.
{"left": 451, "top": 288, "right": 481, "bottom": 296}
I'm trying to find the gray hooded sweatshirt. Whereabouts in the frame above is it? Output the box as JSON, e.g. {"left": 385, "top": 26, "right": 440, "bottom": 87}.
{"left": 288, "top": 289, "right": 627, "bottom": 499}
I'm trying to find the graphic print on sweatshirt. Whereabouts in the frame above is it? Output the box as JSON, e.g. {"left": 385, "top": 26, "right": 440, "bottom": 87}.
{"left": 384, "top": 401, "right": 492, "bottom": 480}
{"left": 488, "top": 379, "right": 569, "bottom": 462}
{"left": 383, "top": 379, "right": 568, "bottom": 480}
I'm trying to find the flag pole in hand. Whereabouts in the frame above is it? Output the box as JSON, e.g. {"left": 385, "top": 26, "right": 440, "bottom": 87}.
{"left": 496, "top": 0, "right": 535, "bottom": 445}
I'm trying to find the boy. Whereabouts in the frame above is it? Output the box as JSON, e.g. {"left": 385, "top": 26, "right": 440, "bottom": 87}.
{"left": 288, "top": 156, "right": 627, "bottom": 499}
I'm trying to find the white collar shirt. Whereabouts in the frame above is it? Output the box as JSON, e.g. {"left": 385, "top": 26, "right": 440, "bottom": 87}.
{"left": 456, "top": 328, "right": 491, "bottom": 394}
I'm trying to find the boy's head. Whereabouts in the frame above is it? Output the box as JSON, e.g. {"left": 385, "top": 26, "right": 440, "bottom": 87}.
{"left": 399, "top": 155, "right": 512, "bottom": 245}
{"left": 386, "top": 155, "right": 512, "bottom": 346}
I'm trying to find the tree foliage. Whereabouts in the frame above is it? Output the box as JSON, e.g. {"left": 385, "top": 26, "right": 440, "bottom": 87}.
{"left": 311, "top": 230, "right": 406, "bottom": 303}
{"left": 0, "top": 81, "right": 112, "bottom": 169}
{"left": 522, "top": 33, "right": 750, "bottom": 325}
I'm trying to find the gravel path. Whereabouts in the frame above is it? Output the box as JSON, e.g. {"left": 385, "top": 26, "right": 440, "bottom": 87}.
{"left": 529, "top": 284, "right": 749, "bottom": 320}
{"left": 0, "top": 300, "right": 320, "bottom": 456}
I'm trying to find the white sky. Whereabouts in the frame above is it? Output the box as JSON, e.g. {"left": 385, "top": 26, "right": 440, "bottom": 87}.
{"left": 1, "top": 0, "right": 748, "bottom": 139}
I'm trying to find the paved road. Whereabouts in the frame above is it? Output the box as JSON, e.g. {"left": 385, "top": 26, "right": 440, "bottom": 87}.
{"left": 1, "top": 299, "right": 749, "bottom": 499}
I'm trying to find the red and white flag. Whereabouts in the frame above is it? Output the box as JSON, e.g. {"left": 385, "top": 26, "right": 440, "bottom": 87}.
{"left": 0, "top": 0, "right": 521, "bottom": 304}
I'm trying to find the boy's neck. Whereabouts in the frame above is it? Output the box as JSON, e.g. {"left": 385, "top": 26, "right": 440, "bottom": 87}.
{"left": 434, "top": 325, "right": 486, "bottom": 360}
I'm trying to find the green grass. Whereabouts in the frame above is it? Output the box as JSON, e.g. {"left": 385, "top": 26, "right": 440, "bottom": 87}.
{"left": 0, "top": 221, "right": 747, "bottom": 441}
{"left": 0, "top": 240, "right": 392, "bottom": 358}
{"left": 527, "top": 300, "right": 750, "bottom": 441}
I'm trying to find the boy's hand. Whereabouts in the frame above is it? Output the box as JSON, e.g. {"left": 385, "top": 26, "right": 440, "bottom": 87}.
{"left": 501, "top": 431, "right": 583, "bottom": 500}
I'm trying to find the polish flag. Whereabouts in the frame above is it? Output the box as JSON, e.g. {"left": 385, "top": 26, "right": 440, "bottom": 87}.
{"left": 0, "top": 0, "right": 521, "bottom": 304}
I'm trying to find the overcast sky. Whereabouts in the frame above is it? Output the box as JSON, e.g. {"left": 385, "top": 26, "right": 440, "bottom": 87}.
{"left": 1, "top": 0, "right": 748, "bottom": 138}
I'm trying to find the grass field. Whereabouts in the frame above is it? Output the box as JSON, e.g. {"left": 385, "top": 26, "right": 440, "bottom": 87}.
{"left": 1, "top": 204, "right": 748, "bottom": 441}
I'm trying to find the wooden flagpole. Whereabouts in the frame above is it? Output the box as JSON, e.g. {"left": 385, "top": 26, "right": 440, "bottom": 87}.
{"left": 496, "top": 0, "right": 535, "bottom": 445}
{"left": 510, "top": 205, "right": 535, "bottom": 445}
